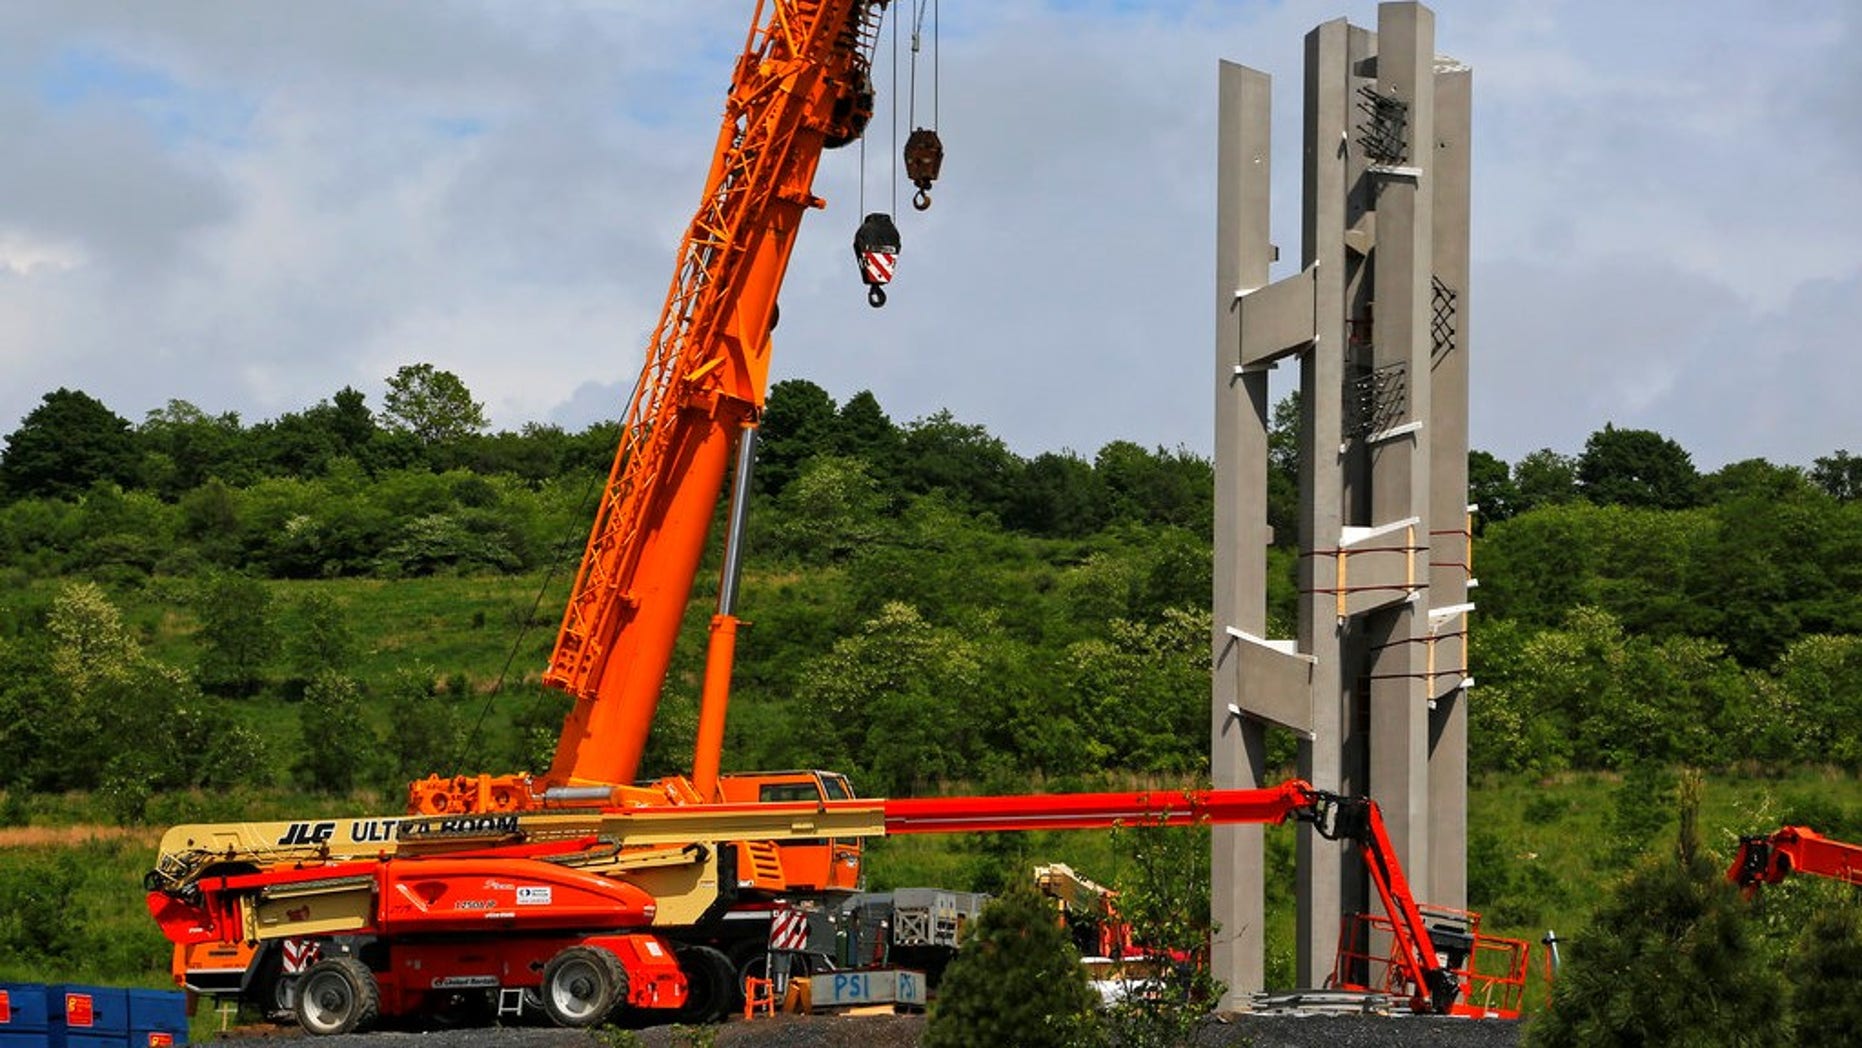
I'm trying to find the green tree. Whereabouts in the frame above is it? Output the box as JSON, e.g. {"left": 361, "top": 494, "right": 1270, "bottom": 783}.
{"left": 756, "top": 379, "right": 840, "bottom": 497}
{"left": 765, "top": 454, "right": 886, "bottom": 563}
{"left": 1577, "top": 424, "right": 1700, "bottom": 510}
{"left": 922, "top": 880, "right": 1100, "bottom": 1048}
{"left": 294, "top": 672, "right": 379, "bottom": 793}
{"left": 1512, "top": 447, "right": 1579, "bottom": 513}
{"left": 382, "top": 669, "right": 464, "bottom": 786}
{"left": 1770, "top": 634, "right": 1862, "bottom": 769}
{"left": 898, "top": 410, "right": 1020, "bottom": 517}
{"left": 1056, "top": 608, "right": 1209, "bottom": 773}
{"left": 1810, "top": 449, "right": 1861, "bottom": 501}
{"left": 381, "top": 363, "right": 489, "bottom": 447}
{"left": 135, "top": 399, "right": 252, "bottom": 497}
{"left": 791, "top": 602, "right": 988, "bottom": 793}
{"left": 282, "top": 590, "right": 358, "bottom": 693}
{"left": 195, "top": 573, "right": 276, "bottom": 697}
{"left": 1105, "top": 820, "right": 1223, "bottom": 1048}
{"left": 1468, "top": 449, "right": 1517, "bottom": 522}
{"left": 0, "top": 388, "right": 137, "bottom": 501}
{"left": 833, "top": 389, "right": 902, "bottom": 469}
{"left": 1784, "top": 888, "right": 1862, "bottom": 1037}
{"left": 1699, "top": 458, "right": 1817, "bottom": 506}
{"left": 1525, "top": 777, "right": 1789, "bottom": 1048}
{"left": 1094, "top": 441, "right": 1213, "bottom": 535}
{"left": 1006, "top": 450, "right": 1110, "bottom": 537}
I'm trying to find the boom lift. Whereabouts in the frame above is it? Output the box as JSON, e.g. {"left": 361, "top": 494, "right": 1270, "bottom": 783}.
{"left": 1729, "top": 825, "right": 1862, "bottom": 890}
{"left": 148, "top": 779, "right": 1513, "bottom": 1033}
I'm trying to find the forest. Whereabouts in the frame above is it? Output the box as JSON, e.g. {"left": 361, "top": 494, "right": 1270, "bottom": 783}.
{"left": 1, "top": 367, "right": 1860, "bottom": 812}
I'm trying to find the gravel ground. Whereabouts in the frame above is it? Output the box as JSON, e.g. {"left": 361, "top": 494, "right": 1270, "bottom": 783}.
{"left": 225, "top": 1011, "right": 1524, "bottom": 1048}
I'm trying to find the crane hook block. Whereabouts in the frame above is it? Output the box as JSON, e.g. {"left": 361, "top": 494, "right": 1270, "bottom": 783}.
{"left": 904, "top": 128, "right": 943, "bottom": 211}
{"left": 854, "top": 212, "right": 901, "bottom": 308}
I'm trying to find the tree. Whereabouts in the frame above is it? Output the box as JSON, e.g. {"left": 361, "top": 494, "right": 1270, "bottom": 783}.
{"left": 833, "top": 389, "right": 904, "bottom": 488}
{"left": 791, "top": 602, "right": 988, "bottom": 793}
{"left": 1811, "top": 449, "right": 1861, "bottom": 501}
{"left": 1577, "top": 424, "right": 1700, "bottom": 510}
{"left": 1105, "top": 820, "right": 1223, "bottom": 1048}
{"left": 1784, "top": 888, "right": 1862, "bottom": 1037}
{"left": 1512, "top": 447, "right": 1579, "bottom": 513}
{"left": 1468, "top": 449, "right": 1517, "bottom": 522}
{"left": 1524, "top": 776, "right": 1789, "bottom": 1048}
{"left": 756, "top": 379, "right": 840, "bottom": 497}
{"left": 380, "top": 363, "right": 488, "bottom": 447}
{"left": 922, "top": 880, "right": 1099, "bottom": 1048}
{"left": 899, "top": 410, "right": 1020, "bottom": 518}
{"left": 1699, "top": 458, "right": 1816, "bottom": 506}
{"left": 282, "top": 591, "right": 358, "bottom": 693}
{"left": 765, "top": 454, "right": 886, "bottom": 563}
{"left": 383, "top": 669, "right": 464, "bottom": 786}
{"left": 136, "top": 399, "right": 252, "bottom": 497}
{"left": 195, "top": 573, "right": 276, "bottom": 697}
{"left": 294, "top": 672, "right": 378, "bottom": 793}
{"left": 0, "top": 388, "right": 136, "bottom": 501}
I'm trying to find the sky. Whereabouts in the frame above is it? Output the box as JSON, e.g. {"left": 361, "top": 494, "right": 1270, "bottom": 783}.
{"left": 0, "top": 1, "right": 1856, "bottom": 473}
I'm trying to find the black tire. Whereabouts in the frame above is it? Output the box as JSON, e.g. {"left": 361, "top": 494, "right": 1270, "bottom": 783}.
{"left": 247, "top": 943, "right": 298, "bottom": 1021}
{"left": 540, "top": 945, "right": 628, "bottom": 1028}
{"left": 672, "top": 943, "right": 738, "bottom": 1023}
{"left": 294, "top": 957, "right": 379, "bottom": 1036}
{"left": 427, "top": 989, "right": 495, "bottom": 1029}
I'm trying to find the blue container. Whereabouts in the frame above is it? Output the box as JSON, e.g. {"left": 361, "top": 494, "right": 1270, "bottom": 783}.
{"left": 128, "top": 990, "right": 188, "bottom": 1047}
{"left": 0, "top": 983, "right": 50, "bottom": 1032}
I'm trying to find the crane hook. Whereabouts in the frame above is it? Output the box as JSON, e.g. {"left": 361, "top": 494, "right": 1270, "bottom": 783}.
{"left": 904, "top": 128, "right": 943, "bottom": 212}
{"left": 853, "top": 212, "right": 900, "bottom": 310}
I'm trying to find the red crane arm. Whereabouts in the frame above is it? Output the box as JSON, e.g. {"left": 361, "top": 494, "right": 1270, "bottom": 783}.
{"left": 879, "top": 780, "right": 1318, "bottom": 835}
{"left": 541, "top": 1, "right": 887, "bottom": 791}
{"left": 1730, "top": 825, "right": 1862, "bottom": 889}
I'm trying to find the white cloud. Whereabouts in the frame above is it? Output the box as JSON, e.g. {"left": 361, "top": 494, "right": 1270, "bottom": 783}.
{"left": 0, "top": 0, "right": 1854, "bottom": 473}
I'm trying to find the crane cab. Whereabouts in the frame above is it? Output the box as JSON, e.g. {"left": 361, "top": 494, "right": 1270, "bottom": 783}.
{"left": 718, "top": 771, "right": 864, "bottom": 893}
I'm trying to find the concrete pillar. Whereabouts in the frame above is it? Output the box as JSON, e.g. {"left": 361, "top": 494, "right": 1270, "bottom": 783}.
{"left": 1211, "top": 60, "right": 1274, "bottom": 1008}
{"left": 1210, "top": 2, "right": 1470, "bottom": 996}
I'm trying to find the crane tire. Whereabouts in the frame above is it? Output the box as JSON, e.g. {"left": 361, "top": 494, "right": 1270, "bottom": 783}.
{"left": 294, "top": 956, "right": 379, "bottom": 1036}
{"left": 541, "top": 945, "right": 628, "bottom": 1028}
{"left": 672, "top": 943, "right": 738, "bottom": 1023}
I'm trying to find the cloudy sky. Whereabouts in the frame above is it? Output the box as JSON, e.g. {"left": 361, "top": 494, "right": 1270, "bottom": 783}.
{"left": 1, "top": 1, "right": 1855, "bottom": 472}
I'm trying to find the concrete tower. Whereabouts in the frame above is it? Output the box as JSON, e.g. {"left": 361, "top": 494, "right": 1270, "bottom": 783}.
{"left": 1211, "top": 1, "right": 1472, "bottom": 1005}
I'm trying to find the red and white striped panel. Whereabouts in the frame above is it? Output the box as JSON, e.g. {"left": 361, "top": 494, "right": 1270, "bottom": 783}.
{"left": 860, "top": 252, "right": 896, "bottom": 286}
{"left": 769, "top": 907, "right": 809, "bottom": 952}
{"left": 281, "top": 939, "right": 320, "bottom": 974}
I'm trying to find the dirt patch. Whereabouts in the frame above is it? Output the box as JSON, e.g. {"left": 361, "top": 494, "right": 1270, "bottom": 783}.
{"left": 0, "top": 824, "right": 161, "bottom": 848}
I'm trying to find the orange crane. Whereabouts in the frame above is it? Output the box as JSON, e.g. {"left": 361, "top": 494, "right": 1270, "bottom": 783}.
{"left": 162, "top": 0, "right": 903, "bottom": 1021}
{"left": 406, "top": 0, "right": 903, "bottom": 820}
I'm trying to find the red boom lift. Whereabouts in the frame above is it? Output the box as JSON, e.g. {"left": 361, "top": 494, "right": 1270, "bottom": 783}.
{"left": 1729, "top": 825, "right": 1862, "bottom": 890}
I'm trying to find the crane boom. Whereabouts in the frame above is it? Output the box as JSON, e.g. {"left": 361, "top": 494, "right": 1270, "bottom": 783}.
{"left": 541, "top": 0, "right": 887, "bottom": 794}
{"left": 1730, "top": 825, "right": 1862, "bottom": 889}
